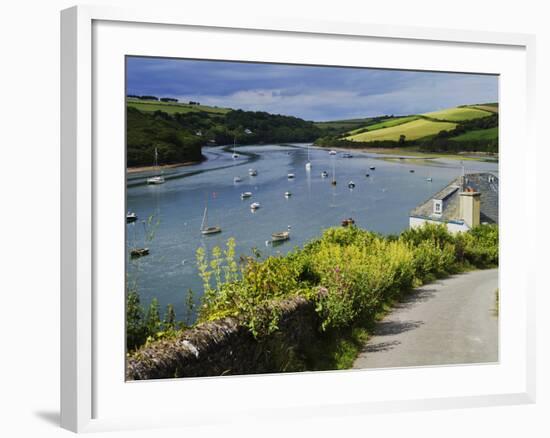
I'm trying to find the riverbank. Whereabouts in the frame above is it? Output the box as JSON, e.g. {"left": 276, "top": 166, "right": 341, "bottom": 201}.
{"left": 325, "top": 145, "right": 498, "bottom": 162}
{"left": 127, "top": 157, "right": 205, "bottom": 174}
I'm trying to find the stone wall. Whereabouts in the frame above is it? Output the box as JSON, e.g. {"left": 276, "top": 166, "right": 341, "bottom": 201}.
{"left": 126, "top": 296, "right": 319, "bottom": 380}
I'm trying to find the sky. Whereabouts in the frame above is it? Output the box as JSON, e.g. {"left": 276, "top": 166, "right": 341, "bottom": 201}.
{"left": 126, "top": 57, "right": 498, "bottom": 122}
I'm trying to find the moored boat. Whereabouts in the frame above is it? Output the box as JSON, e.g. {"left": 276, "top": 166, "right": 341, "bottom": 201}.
{"left": 348, "top": 181, "right": 356, "bottom": 188}
{"left": 241, "top": 191, "right": 252, "bottom": 199}
{"left": 287, "top": 173, "right": 295, "bottom": 179}
{"left": 284, "top": 191, "right": 292, "bottom": 198}
{"left": 341, "top": 217, "right": 355, "bottom": 227}
{"left": 146, "top": 148, "right": 165, "bottom": 185}
{"left": 234, "top": 176, "right": 243, "bottom": 183}
{"left": 200, "top": 197, "right": 222, "bottom": 235}
{"left": 249, "top": 168, "right": 258, "bottom": 176}
{"left": 329, "top": 150, "right": 337, "bottom": 155}
{"left": 126, "top": 212, "right": 138, "bottom": 223}
{"left": 250, "top": 202, "right": 261, "bottom": 210}
{"left": 321, "top": 171, "right": 328, "bottom": 178}
{"left": 130, "top": 247, "right": 149, "bottom": 258}
{"left": 271, "top": 231, "right": 290, "bottom": 242}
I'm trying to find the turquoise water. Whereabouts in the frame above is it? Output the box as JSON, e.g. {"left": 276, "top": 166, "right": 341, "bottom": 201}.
{"left": 126, "top": 144, "right": 498, "bottom": 321}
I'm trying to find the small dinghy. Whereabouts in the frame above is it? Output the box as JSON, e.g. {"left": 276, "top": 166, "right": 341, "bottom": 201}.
{"left": 329, "top": 150, "right": 337, "bottom": 155}
{"left": 321, "top": 171, "right": 328, "bottom": 178}
{"left": 271, "top": 231, "right": 290, "bottom": 243}
{"left": 130, "top": 248, "right": 149, "bottom": 258}
{"left": 287, "top": 173, "right": 295, "bottom": 179}
{"left": 426, "top": 177, "right": 433, "bottom": 182}
{"left": 369, "top": 166, "right": 376, "bottom": 170}
{"left": 365, "top": 173, "right": 370, "bottom": 178}
{"left": 250, "top": 202, "right": 261, "bottom": 210}
{"left": 234, "top": 176, "right": 243, "bottom": 183}
{"left": 409, "top": 169, "right": 415, "bottom": 173}
{"left": 126, "top": 212, "right": 138, "bottom": 223}
{"left": 241, "top": 192, "right": 252, "bottom": 199}
{"left": 348, "top": 181, "right": 356, "bottom": 188}
{"left": 284, "top": 191, "right": 292, "bottom": 198}
{"left": 248, "top": 168, "right": 258, "bottom": 176}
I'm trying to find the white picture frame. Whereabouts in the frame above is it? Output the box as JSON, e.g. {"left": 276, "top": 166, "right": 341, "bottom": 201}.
{"left": 60, "top": 4, "right": 536, "bottom": 433}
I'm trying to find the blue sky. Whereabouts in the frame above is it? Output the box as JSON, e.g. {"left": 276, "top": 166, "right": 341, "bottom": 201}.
{"left": 126, "top": 57, "right": 498, "bottom": 122}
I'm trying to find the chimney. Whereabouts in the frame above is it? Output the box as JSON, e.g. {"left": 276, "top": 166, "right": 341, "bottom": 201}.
{"left": 459, "top": 188, "right": 481, "bottom": 229}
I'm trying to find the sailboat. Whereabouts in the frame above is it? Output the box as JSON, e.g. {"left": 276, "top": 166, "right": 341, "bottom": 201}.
{"left": 331, "top": 155, "right": 337, "bottom": 185}
{"left": 129, "top": 220, "right": 149, "bottom": 258}
{"left": 200, "top": 196, "right": 222, "bottom": 235}
{"left": 232, "top": 136, "right": 239, "bottom": 159}
{"left": 305, "top": 144, "right": 312, "bottom": 170}
{"left": 147, "top": 148, "right": 165, "bottom": 185}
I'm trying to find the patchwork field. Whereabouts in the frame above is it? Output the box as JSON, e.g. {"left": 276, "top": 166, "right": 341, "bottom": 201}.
{"left": 127, "top": 99, "right": 230, "bottom": 115}
{"left": 346, "top": 118, "right": 457, "bottom": 142}
{"left": 468, "top": 104, "right": 499, "bottom": 114}
{"left": 421, "top": 106, "right": 492, "bottom": 122}
{"left": 347, "top": 116, "right": 419, "bottom": 135}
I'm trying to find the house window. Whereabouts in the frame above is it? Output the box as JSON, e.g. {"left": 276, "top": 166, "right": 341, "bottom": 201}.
{"left": 433, "top": 200, "right": 442, "bottom": 215}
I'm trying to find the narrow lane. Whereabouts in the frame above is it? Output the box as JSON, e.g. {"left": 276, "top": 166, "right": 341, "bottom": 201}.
{"left": 353, "top": 269, "right": 499, "bottom": 369}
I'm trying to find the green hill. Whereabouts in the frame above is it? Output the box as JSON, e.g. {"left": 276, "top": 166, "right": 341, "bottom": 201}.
{"left": 315, "top": 103, "right": 498, "bottom": 153}
{"left": 126, "top": 105, "right": 322, "bottom": 167}
{"left": 127, "top": 98, "right": 230, "bottom": 115}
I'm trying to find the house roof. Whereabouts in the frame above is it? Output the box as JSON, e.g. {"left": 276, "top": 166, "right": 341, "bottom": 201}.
{"left": 410, "top": 172, "right": 499, "bottom": 224}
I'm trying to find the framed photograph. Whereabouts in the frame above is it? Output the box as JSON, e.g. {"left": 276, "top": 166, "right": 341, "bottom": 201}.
{"left": 61, "top": 5, "right": 536, "bottom": 433}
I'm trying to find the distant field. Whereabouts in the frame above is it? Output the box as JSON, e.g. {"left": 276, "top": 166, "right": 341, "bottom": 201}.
{"left": 346, "top": 118, "right": 457, "bottom": 142}
{"left": 422, "top": 107, "right": 492, "bottom": 122}
{"left": 467, "top": 104, "right": 499, "bottom": 114}
{"left": 451, "top": 127, "right": 499, "bottom": 142}
{"left": 348, "top": 116, "right": 419, "bottom": 135}
{"left": 127, "top": 99, "right": 230, "bottom": 115}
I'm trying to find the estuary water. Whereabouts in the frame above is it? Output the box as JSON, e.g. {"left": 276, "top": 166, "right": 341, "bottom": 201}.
{"left": 126, "top": 144, "right": 498, "bottom": 321}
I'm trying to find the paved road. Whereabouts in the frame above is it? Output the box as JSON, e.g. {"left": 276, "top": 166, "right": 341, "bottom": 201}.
{"left": 353, "top": 269, "right": 499, "bottom": 369}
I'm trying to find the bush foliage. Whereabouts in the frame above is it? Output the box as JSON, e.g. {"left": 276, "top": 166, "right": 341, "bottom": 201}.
{"left": 127, "top": 223, "right": 498, "bottom": 351}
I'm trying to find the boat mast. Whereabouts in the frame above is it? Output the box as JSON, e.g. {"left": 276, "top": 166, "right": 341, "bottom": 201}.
{"left": 201, "top": 207, "right": 207, "bottom": 231}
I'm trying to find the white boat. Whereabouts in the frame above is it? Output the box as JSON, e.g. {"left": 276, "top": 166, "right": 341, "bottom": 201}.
{"left": 284, "top": 191, "right": 292, "bottom": 197}
{"left": 248, "top": 168, "right": 258, "bottom": 176}
{"left": 287, "top": 173, "right": 295, "bottom": 179}
{"left": 305, "top": 144, "right": 312, "bottom": 170}
{"left": 342, "top": 152, "right": 353, "bottom": 158}
{"left": 233, "top": 176, "right": 243, "bottom": 183}
{"left": 369, "top": 166, "right": 376, "bottom": 170}
{"left": 250, "top": 202, "right": 261, "bottom": 210}
{"left": 329, "top": 150, "right": 337, "bottom": 155}
{"left": 200, "top": 201, "right": 222, "bottom": 235}
{"left": 126, "top": 212, "right": 137, "bottom": 223}
{"left": 348, "top": 181, "right": 356, "bottom": 188}
{"left": 321, "top": 171, "right": 328, "bottom": 178}
{"left": 240, "top": 191, "right": 252, "bottom": 199}
{"left": 426, "top": 177, "right": 433, "bottom": 182}
{"left": 147, "top": 148, "right": 165, "bottom": 184}
{"left": 271, "top": 231, "right": 290, "bottom": 242}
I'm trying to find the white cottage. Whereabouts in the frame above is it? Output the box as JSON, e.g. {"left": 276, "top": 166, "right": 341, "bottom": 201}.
{"left": 409, "top": 173, "right": 498, "bottom": 233}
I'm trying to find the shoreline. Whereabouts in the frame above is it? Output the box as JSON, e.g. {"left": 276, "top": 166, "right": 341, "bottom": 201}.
{"left": 127, "top": 158, "right": 204, "bottom": 174}
{"left": 325, "top": 145, "right": 498, "bottom": 162}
